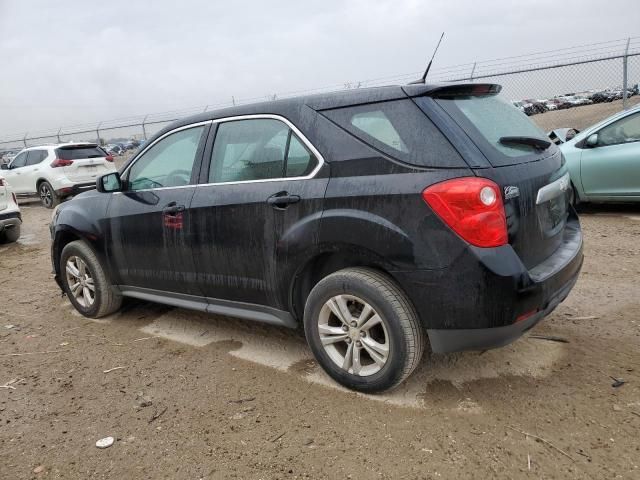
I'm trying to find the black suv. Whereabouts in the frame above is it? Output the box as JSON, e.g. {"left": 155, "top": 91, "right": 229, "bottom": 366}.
{"left": 50, "top": 83, "right": 583, "bottom": 392}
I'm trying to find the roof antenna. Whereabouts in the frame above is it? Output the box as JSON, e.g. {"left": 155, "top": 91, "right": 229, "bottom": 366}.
{"left": 409, "top": 32, "right": 445, "bottom": 84}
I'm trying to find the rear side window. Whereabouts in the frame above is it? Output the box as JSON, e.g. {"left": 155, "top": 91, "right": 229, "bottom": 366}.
{"left": 56, "top": 146, "right": 105, "bottom": 160}
{"left": 432, "top": 94, "right": 552, "bottom": 166}
{"left": 321, "top": 99, "right": 463, "bottom": 168}
{"left": 208, "top": 118, "right": 318, "bottom": 183}
{"left": 26, "top": 150, "right": 48, "bottom": 165}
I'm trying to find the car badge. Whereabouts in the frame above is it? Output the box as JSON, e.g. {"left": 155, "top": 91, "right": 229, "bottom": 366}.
{"left": 504, "top": 185, "right": 520, "bottom": 199}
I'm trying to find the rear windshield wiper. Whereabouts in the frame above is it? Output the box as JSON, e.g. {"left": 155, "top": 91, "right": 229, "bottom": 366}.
{"left": 499, "top": 136, "right": 551, "bottom": 151}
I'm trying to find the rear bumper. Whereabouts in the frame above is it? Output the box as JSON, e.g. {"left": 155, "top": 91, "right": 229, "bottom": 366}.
{"left": 427, "top": 266, "right": 579, "bottom": 353}
{"left": 391, "top": 216, "right": 583, "bottom": 353}
{"left": 55, "top": 182, "right": 96, "bottom": 196}
{"left": 0, "top": 211, "right": 22, "bottom": 231}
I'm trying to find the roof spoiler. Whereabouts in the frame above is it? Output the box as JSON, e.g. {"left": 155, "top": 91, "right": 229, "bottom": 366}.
{"left": 403, "top": 83, "right": 502, "bottom": 98}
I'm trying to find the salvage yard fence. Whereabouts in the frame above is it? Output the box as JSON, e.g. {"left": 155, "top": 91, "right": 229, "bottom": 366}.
{"left": 1, "top": 36, "right": 639, "bottom": 149}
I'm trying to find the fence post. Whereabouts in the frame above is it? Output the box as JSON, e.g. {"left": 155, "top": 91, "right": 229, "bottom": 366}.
{"left": 469, "top": 62, "right": 477, "bottom": 81}
{"left": 57, "top": 128, "right": 62, "bottom": 143}
{"left": 23, "top": 133, "right": 28, "bottom": 148}
{"left": 622, "top": 37, "right": 630, "bottom": 110}
{"left": 96, "top": 122, "right": 102, "bottom": 146}
{"left": 141, "top": 115, "right": 149, "bottom": 140}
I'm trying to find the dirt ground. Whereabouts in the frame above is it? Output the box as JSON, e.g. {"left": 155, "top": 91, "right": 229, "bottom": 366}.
{"left": 1, "top": 201, "right": 639, "bottom": 480}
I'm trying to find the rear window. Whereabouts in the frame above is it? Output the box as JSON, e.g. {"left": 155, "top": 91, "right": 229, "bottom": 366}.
{"left": 56, "top": 146, "right": 105, "bottom": 160}
{"left": 431, "top": 94, "right": 552, "bottom": 166}
{"left": 321, "top": 99, "right": 464, "bottom": 168}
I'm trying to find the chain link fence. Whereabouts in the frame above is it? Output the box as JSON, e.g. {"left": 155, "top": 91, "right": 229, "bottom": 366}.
{"left": 1, "top": 37, "right": 639, "bottom": 152}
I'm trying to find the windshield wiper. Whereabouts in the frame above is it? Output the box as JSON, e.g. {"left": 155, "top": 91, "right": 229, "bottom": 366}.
{"left": 499, "top": 136, "right": 551, "bottom": 151}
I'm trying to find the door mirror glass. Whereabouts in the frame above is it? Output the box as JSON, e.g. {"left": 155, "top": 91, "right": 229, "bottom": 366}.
{"left": 98, "top": 172, "right": 122, "bottom": 193}
{"left": 0, "top": 163, "right": 8, "bottom": 170}
{"left": 586, "top": 134, "right": 599, "bottom": 147}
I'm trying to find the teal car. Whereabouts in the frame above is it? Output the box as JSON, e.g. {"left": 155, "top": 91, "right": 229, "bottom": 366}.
{"left": 560, "top": 105, "right": 640, "bottom": 204}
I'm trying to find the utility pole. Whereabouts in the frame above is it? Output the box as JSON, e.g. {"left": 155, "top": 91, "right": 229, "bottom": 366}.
{"left": 622, "top": 37, "right": 630, "bottom": 110}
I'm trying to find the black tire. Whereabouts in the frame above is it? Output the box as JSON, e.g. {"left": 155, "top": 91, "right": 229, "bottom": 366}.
{"left": 60, "top": 240, "right": 122, "bottom": 318}
{"left": 2, "top": 225, "right": 20, "bottom": 243}
{"left": 39, "top": 181, "right": 60, "bottom": 209}
{"left": 569, "top": 183, "right": 580, "bottom": 207}
{"left": 304, "top": 267, "right": 424, "bottom": 393}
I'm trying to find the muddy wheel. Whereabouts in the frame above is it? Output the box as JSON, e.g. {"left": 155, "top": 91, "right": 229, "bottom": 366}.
{"left": 304, "top": 267, "right": 424, "bottom": 393}
{"left": 60, "top": 240, "right": 122, "bottom": 318}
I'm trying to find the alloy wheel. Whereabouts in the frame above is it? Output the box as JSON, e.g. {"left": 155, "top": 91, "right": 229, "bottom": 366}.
{"left": 65, "top": 256, "right": 95, "bottom": 308}
{"left": 40, "top": 184, "right": 53, "bottom": 208}
{"left": 317, "top": 294, "right": 389, "bottom": 376}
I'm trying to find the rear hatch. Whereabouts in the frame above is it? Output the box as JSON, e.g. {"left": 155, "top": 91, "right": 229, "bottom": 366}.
{"left": 411, "top": 85, "right": 571, "bottom": 269}
{"left": 56, "top": 144, "right": 113, "bottom": 183}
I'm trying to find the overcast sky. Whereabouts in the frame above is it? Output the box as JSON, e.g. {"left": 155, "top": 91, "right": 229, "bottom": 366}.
{"left": 0, "top": 0, "right": 638, "bottom": 137}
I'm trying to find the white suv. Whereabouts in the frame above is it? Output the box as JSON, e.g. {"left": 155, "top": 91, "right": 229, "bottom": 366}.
{"left": 0, "top": 143, "right": 116, "bottom": 208}
{"left": 0, "top": 175, "right": 21, "bottom": 243}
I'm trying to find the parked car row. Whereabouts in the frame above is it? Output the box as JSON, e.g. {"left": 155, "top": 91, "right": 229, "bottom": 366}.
{"left": 512, "top": 84, "right": 639, "bottom": 116}
{"left": 0, "top": 149, "right": 20, "bottom": 166}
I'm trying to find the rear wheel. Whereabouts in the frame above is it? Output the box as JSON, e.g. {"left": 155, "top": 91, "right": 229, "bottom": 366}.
{"left": 304, "top": 267, "right": 424, "bottom": 393}
{"left": 60, "top": 240, "right": 122, "bottom": 318}
{"left": 39, "top": 181, "right": 59, "bottom": 209}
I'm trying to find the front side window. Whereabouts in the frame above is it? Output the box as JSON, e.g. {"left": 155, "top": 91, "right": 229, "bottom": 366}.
{"left": 11, "top": 152, "right": 28, "bottom": 168}
{"left": 597, "top": 112, "right": 640, "bottom": 147}
{"left": 208, "top": 118, "right": 317, "bottom": 183}
{"left": 127, "top": 126, "right": 204, "bottom": 191}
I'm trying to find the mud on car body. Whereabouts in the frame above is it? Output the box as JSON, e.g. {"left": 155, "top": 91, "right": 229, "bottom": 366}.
{"left": 50, "top": 83, "right": 583, "bottom": 392}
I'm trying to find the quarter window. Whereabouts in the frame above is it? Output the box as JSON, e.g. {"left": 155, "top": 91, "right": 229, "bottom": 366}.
{"left": 127, "top": 126, "right": 205, "bottom": 191}
{"left": 208, "top": 118, "right": 318, "bottom": 183}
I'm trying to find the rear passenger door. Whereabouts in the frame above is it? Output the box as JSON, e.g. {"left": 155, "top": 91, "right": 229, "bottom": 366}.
{"left": 190, "top": 116, "right": 328, "bottom": 311}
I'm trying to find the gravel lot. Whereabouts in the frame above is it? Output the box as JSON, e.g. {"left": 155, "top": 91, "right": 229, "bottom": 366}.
{"left": 1, "top": 202, "right": 639, "bottom": 479}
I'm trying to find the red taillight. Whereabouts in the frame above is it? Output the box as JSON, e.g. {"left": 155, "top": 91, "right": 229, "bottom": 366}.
{"left": 422, "top": 177, "right": 508, "bottom": 248}
{"left": 51, "top": 158, "right": 73, "bottom": 168}
{"left": 105, "top": 155, "right": 114, "bottom": 162}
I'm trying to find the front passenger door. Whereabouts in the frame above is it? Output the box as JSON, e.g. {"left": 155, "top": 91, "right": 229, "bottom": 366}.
{"left": 4, "top": 152, "right": 30, "bottom": 193}
{"left": 107, "top": 123, "right": 209, "bottom": 296}
{"left": 581, "top": 111, "right": 640, "bottom": 197}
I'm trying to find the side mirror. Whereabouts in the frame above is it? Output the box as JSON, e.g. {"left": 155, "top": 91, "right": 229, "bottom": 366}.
{"left": 0, "top": 163, "right": 8, "bottom": 170}
{"left": 97, "top": 172, "right": 123, "bottom": 193}
{"left": 586, "top": 133, "right": 599, "bottom": 147}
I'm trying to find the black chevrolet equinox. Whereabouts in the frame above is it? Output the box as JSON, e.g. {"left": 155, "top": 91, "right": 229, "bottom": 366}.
{"left": 50, "top": 83, "right": 583, "bottom": 392}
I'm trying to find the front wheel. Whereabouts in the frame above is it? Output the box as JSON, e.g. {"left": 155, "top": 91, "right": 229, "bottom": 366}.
{"left": 60, "top": 240, "right": 122, "bottom": 318}
{"left": 39, "top": 181, "right": 60, "bottom": 209}
{"left": 304, "top": 267, "right": 425, "bottom": 393}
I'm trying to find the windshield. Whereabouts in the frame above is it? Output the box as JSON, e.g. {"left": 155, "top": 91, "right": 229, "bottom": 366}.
{"left": 56, "top": 146, "right": 105, "bottom": 160}
{"left": 432, "top": 94, "right": 553, "bottom": 166}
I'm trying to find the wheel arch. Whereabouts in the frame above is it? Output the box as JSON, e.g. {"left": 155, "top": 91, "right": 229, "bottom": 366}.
{"left": 289, "top": 245, "right": 400, "bottom": 324}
